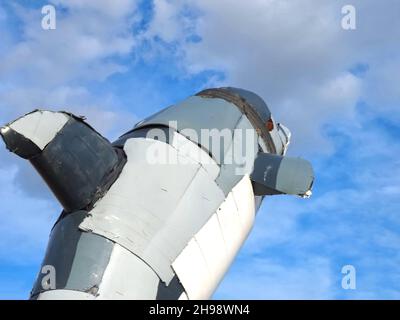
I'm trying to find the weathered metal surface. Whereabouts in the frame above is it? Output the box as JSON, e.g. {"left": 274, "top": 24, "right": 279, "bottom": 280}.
{"left": 134, "top": 96, "right": 243, "bottom": 164}
{"left": 1, "top": 87, "right": 314, "bottom": 300}
{"left": 197, "top": 87, "right": 277, "bottom": 154}
{"left": 7, "top": 110, "right": 69, "bottom": 150}
{"left": 80, "top": 137, "right": 224, "bottom": 284}
{"left": 215, "top": 115, "right": 259, "bottom": 194}
{"left": 172, "top": 175, "right": 255, "bottom": 299}
{"left": 31, "top": 211, "right": 114, "bottom": 298}
{"left": 251, "top": 153, "right": 314, "bottom": 197}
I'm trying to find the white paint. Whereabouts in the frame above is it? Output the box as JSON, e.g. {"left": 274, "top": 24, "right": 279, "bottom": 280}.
{"left": 0, "top": 126, "right": 10, "bottom": 135}
{"left": 172, "top": 238, "right": 211, "bottom": 299}
{"left": 170, "top": 130, "right": 220, "bottom": 179}
{"left": 173, "top": 175, "right": 255, "bottom": 299}
{"left": 9, "top": 111, "right": 69, "bottom": 150}
{"left": 216, "top": 193, "right": 244, "bottom": 258}
{"left": 97, "top": 243, "right": 160, "bottom": 300}
{"left": 80, "top": 137, "right": 224, "bottom": 284}
{"left": 267, "top": 117, "right": 293, "bottom": 156}
{"left": 277, "top": 123, "right": 291, "bottom": 155}
{"left": 194, "top": 214, "right": 227, "bottom": 288}
{"left": 231, "top": 175, "right": 256, "bottom": 233}
{"left": 269, "top": 118, "right": 285, "bottom": 156}
{"left": 178, "top": 292, "right": 189, "bottom": 300}
{"left": 35, "top": 290, "right": 95, "bottom": 300}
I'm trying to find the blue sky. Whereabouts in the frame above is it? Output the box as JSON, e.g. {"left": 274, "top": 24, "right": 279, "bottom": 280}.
{"left": 0, "top": 0, "right": 399, "bottom": 299}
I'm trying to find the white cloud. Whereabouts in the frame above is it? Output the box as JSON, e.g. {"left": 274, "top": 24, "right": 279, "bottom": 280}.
{"left": 213, "top": 117, "right": 400, "bottom": 298}
{"left": 144, "top": 0, "right": 400, "bottom": 154}
{"left": 1, "top": 0, "right": 399, "bottom": 299}
{"left": 0, "top": 2, "right": 139, "bottom": 202}
{"left": 146, "top": 0, "right": 182, "bottom": 43}
{"left": 0, "top": 1, "right": 138, "bottom": 87}
{"left": 0, "top": 167, "right": 59, "bottom": 265}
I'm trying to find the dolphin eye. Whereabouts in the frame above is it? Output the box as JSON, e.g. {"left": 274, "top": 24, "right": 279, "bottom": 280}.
{"left": 266, "top": 118, "right": 274, "bottom": 132}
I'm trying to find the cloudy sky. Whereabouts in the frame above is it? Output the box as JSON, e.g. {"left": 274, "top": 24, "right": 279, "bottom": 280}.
{"left": 0, "top": 0, "right": 399, "bottom": 299}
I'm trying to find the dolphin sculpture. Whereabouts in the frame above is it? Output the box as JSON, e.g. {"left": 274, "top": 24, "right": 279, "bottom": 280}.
{"left": 0, "top": 87, "right": 314, "bottom": 299}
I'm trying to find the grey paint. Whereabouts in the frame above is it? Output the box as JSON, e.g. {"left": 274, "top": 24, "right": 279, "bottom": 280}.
{"left": 31, "top": 211, "right": 114, "bottom": 297}
{"left": 251, "top": 152, "right": 314, "bottom": 197}
{"left": 156, "top": 275, "right": 185, "bottom": 300}
{"left": 134, "top": 96, "right": 243, "bottom": 164}
{"left": 197, "top": 87, "right": 277, "bottom": 154}
{"left": 2, "top": 112, "right": 126, "bottom": 214}
{"left": 113, "top": 125, "right": 172, "bottom": 148}
{"left": 215, "top": 115, "right": 259, "bottom": 195}
{"left": 80, "top": 137, "right": 225, "bottom": 284}
{"left": 1, "top": 87, "right": 314, "bottom": 300}
{"left": 30, "top": 117, "right": 124, "bottom": 213}
{"left": 219, "top": 87, "right": 272, "bottom": 122}
{"left": 276, "top": 156, "right": 314, "bottom": 196}
{"left": 0, "top": 127, "right": 42, "bottom": 159}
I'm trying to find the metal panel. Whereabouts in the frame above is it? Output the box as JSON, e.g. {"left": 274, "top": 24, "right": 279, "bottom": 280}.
{"left": 218, "top": 87, "right": 271, "bottom": 122}
{"left": 156, "top": 275, "right": 185, "bottom": 300}
{"left": 144, "top": 163, "right": 225, "bottom": 268}
{"left": 216, "top": 193, "right": 243, "bottom": 258}
{"left": 135, "top": 96, "right": 243, "bottom": 164}
{"left": 251, "top": 153, "right": 283, "bottom": 196}
{"left": 178, "top": 292, "right": 189, "bottom": 300}
{"left": 97, "top": 243, "right": 160, "bottom": 300}
{"left": 113, "top": 125, "right": 171, "bottom": 148}
{"left": 34, "top": 290, "right": 96, "bottom": 300}
{"left": 276, "top": 156, "right": 314, "bottom": 197}
{"left": 231, "top": 175, "right": 256, "bottom": 233}
{"left": 30, "top": 118, "right": 125, "bottom": 212}
{"left": 173, "top": 176, "right": 256, "bottom": 300}
{"left": 1, "top": 126, "right": 42, "bottom": 159}
{"left": 7, "top": 110, "right": 69, "bottom": 150}
{"left": 172, "top": 238, "right": 211, "bottom": 300}
{"left": 216, "top": 115, "right": 259, "bottom": 194}
{"left": 251, "top": 153, "right": 314, "bottom": 197}
{"left": 31, "top": 211, "right": 114, "bottom": 297}
{"left": 170, "top": 128, "right": 220, "bottom": 180}
{"left": 80, "top": 137, "right": 225, "bottom": 284}
{"left": 113, "top": 125, "right": 220, "bottom": 179}
{"left": 1, "top": 111, "right": 126, "bottom": 213}
{"left": 115, "top": 126, "right": 220, "bottom": 180}
{"left": 194, "top": 214, "right": 227, "bottom": 290}
{"left": 197, "top": 87, "right": 277, "bottom": 154}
